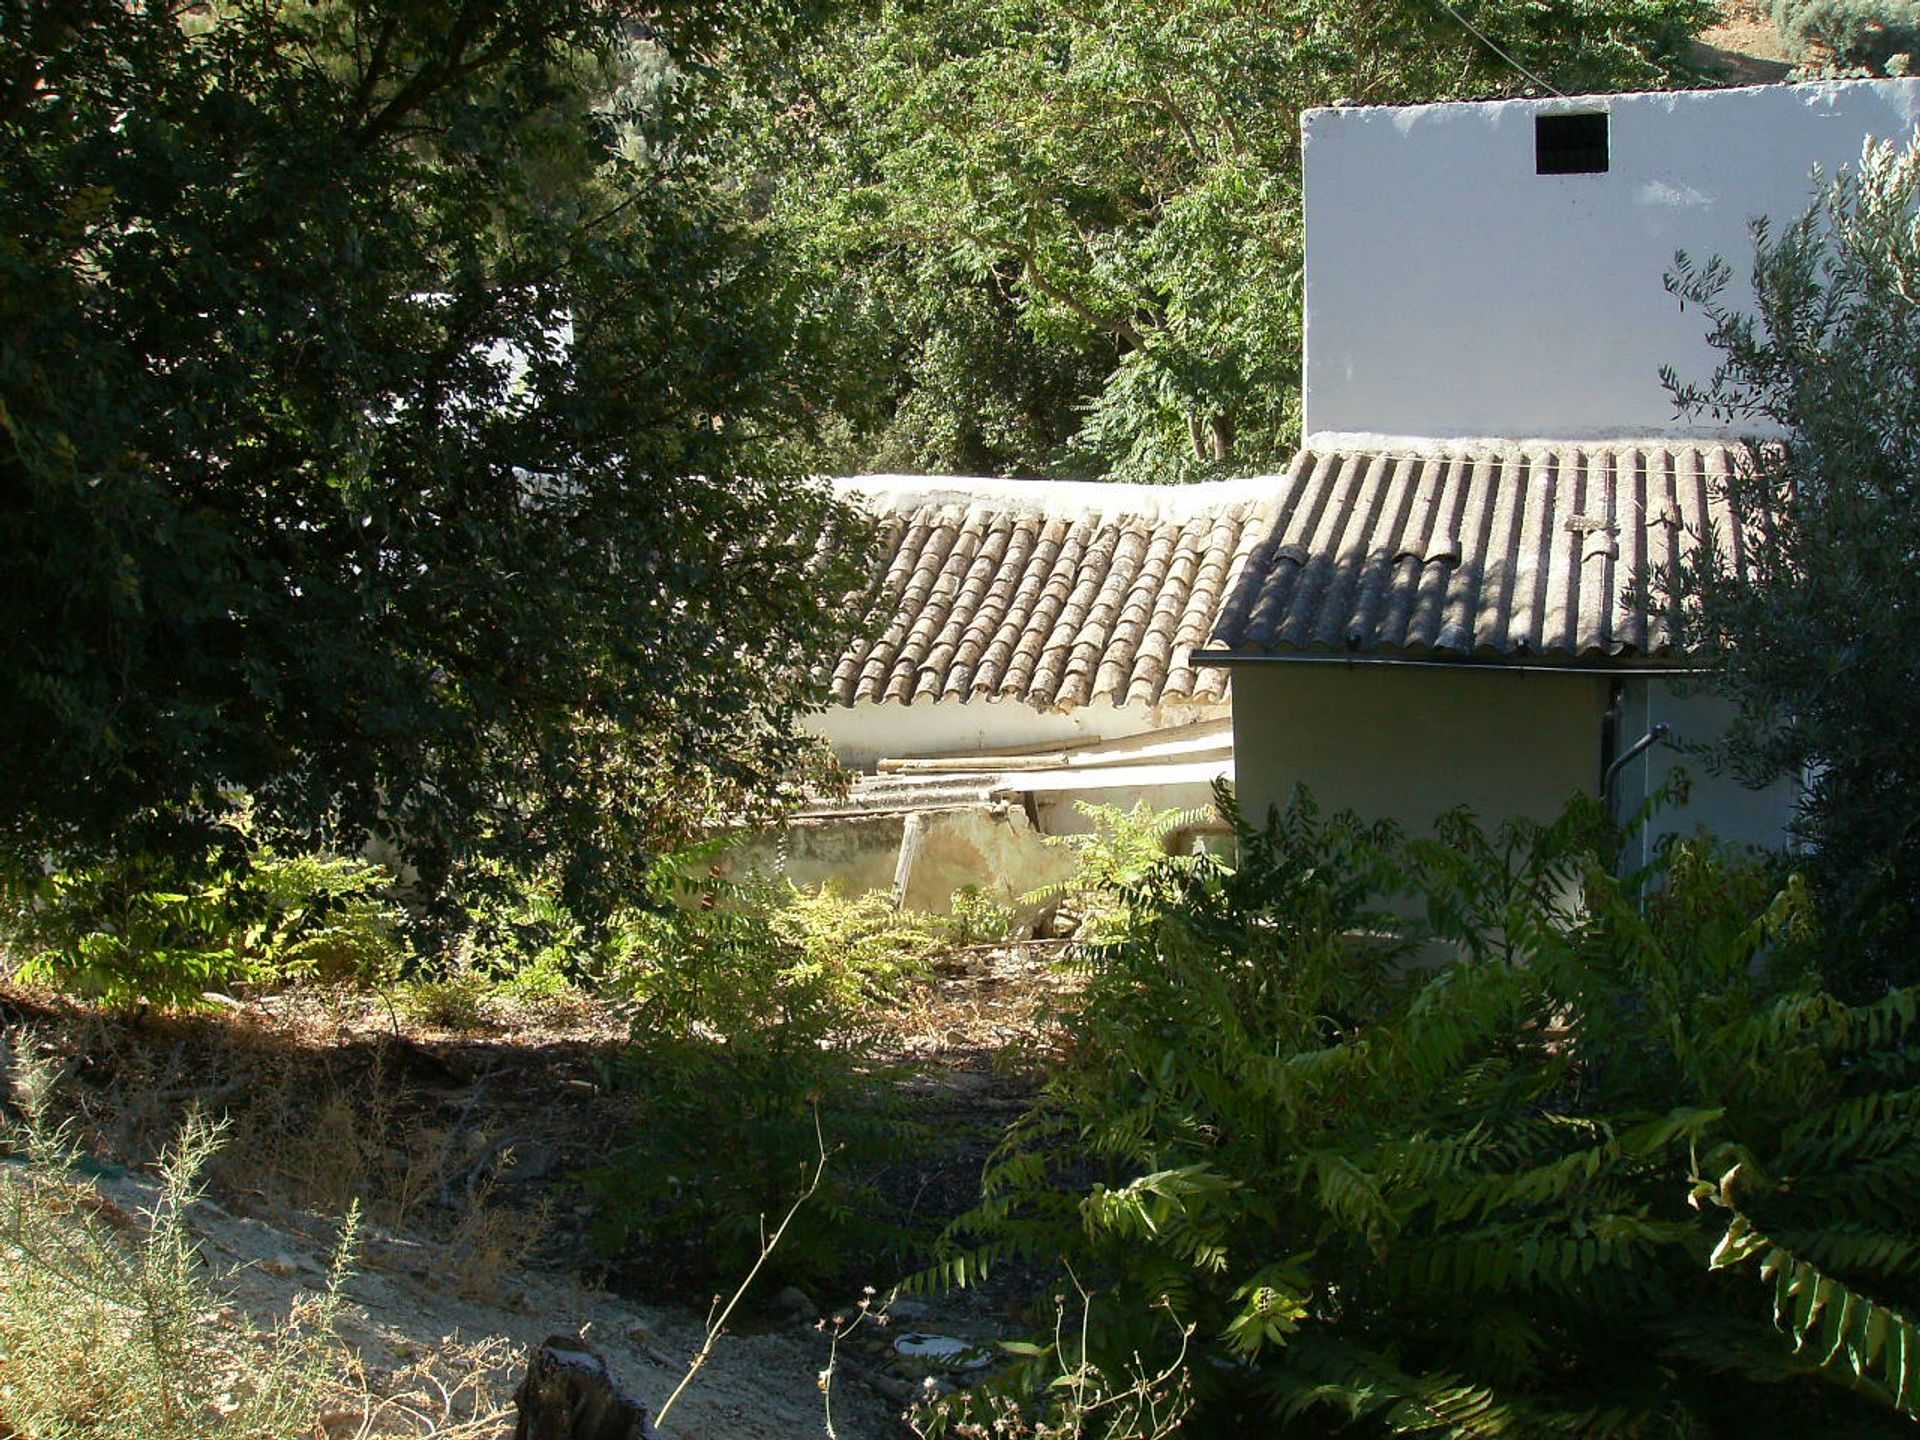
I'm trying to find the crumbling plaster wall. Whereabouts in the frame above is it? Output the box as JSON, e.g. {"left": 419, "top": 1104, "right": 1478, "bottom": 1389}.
{"left": 731, "top": 804, "right": 1078, "bottom": 916}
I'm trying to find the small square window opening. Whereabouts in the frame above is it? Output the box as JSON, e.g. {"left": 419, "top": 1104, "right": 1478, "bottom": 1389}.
{"left": 1536, "top": 112, "right": 1609, "bottom": 175}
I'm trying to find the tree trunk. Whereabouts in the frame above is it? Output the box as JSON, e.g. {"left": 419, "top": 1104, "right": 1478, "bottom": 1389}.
{"left": 1208, "top": 411, "right": 1235, "bottom": 463}
{"left": 1189, "top": 411, "right": 1236, "bottom": 463}
{"left": 513, "top": 1335, "right": 662, "bottom": 1440}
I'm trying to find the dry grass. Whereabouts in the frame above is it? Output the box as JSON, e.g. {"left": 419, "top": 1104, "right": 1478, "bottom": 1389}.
{"left": 0, "top": 1036, "right": 531, "bottom": 1440}
{"left": 0, "top": 988, "right": 585, "bottom": 1304}
{"left": 0, "top": 1061, "right": 347, "bottom": 1439}
{"left": 317, "top": 1335, "right": 520, "bottom": 1439}
{"left": 0, "top": 940, "right": 1085, "bottom": 1440}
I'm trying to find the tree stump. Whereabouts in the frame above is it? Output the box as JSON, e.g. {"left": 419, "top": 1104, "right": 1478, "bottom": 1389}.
{"left": 512, "top": 1334, "right": 662, "bottom": 1440}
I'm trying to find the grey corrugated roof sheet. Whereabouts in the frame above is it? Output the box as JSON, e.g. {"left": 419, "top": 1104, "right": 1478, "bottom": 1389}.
{"left": 827, "top": 475, "right": 1272, "bottom": 710}
{"left": 1202, "top": 436, "right": 1749, "bottom": 663}
{"left": 825, "top": 438, "right": 1748, "bottom": 710}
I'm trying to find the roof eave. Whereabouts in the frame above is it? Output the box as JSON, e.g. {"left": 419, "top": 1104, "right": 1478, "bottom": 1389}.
{"left": 1190, "top": 647, "right": 1700, "bottom": 677}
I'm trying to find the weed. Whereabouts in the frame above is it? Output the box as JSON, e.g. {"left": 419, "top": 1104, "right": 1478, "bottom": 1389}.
{"left": 1023, "top": 800, "right": 1216, "bottom": 941}
{"left": 0, "top": 1046, "right": 354, "bottom": 1438}
{"left": 771, "top": 879, "right": 949, "bottom": 997}
{"left": 396, "top": 973, "right": 494, "bottom": 1032}
{"left": 909, "top": 1279, "right": 1193, "bottom": 1440}
{"left": 1, "top": 809, "right": 407, "bottom": 1006}
{"left": 444, "top": 1178, "right": 551, "bottom": 1300}
{"left": 944, "top": 886, "right": 1013, "bottom": 948}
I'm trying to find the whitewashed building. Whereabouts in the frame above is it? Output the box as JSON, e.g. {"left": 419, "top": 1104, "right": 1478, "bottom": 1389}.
{"left": 1202, "top": 77, "right": 1920, "bottom": 857}
{"left": 791, "top": 77, "right": 1920, "bottom": 905}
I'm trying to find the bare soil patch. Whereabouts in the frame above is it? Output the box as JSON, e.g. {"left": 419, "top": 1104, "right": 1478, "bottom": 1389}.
{"left": 1696, "top": 0, "right": 1796, "bottom": 81}
{"left": 0, "top": 944, "right": 1081, "bottom": 1438}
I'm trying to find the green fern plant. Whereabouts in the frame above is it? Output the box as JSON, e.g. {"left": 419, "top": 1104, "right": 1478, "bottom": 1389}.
{"left": 584, "top": 844, "right": 925, "bottom": 1286}
{"left": 1022, "top": 799, "right": 1222, "bottom": 941}
{"left": 2, "top": 810, "right": 407, "bottom": 1005}
{"left": 918, "top": 788, "right": 1920, "bottom": 1437}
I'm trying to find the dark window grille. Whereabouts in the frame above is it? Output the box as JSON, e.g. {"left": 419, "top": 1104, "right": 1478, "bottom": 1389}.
{"left": 1536, "top": 112, "right": 1609, "bottom": 175}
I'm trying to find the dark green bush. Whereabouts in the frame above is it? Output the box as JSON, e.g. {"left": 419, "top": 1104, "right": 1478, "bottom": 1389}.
{"left": 1772, "top": 0, "right": 1918, "bottom": 71}
{"left": 920, "top": 790, "right": 1920, "bottom": 1437}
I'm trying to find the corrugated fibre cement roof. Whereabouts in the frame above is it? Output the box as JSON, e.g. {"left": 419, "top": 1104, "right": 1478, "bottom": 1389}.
{"left": 1203, "top": 436, "right": 1748, "bottom": 663}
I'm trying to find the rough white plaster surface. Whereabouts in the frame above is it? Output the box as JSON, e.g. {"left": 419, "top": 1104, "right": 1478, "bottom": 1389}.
{"left": 837, "top": 472, "right": 1276, "bottom": 518}
{"left": 1303, "top": 78, "right": 1920, "bottom": 439}
{"left": 804, "top": 697, "right": 1225, "bottom": 773}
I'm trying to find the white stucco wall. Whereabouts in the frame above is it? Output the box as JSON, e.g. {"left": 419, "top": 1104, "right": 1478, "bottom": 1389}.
{"left": 1614, "top": 677, "right": 1799, "bottom": 867}
{"left": 804, "top": 697, "right": 1226, "bottom": 772}
{"left": 1230, "top": 664, "right": 1612, "bottom": 834}
{"left": 1230, "top": 664, "right": 1797, "bottom": 861}
{"left": 1302, "top": 78, "right": 1920, "bottom": 440}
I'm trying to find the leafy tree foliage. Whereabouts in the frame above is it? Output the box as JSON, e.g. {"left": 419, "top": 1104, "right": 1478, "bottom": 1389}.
{"left": 0, "top": 0, "right": 864, "bottom": 918}
{"left": 734, "top": 0, "right": 1716, "bottom": 483}
{"left": 1664, "top": 136, "right": 1920, "bottom": 989}
{"left": 917, "top": 792, "right": 1920, "bottom": 1437}
{"left": 1772, "top": 0, "right": 1919, "bottom": 74}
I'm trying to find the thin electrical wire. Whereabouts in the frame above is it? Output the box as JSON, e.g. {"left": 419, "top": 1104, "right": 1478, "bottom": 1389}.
{"left": 1428, "top": 0, "right": 1568, "bottom": 97}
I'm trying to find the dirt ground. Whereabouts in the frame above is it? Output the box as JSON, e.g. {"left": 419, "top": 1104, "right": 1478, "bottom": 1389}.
{"left": 1696, "top": 0, "right": 1796, "bottom": 81}
{"left": 0, "top": 941, "right": 1082, "bottom": 1440}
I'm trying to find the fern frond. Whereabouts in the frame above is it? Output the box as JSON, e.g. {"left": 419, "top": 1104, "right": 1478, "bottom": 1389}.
{"left": 896, "top": 1237, "right": 1031, "bottom": 1295}
{"left": 1711, "top": 1210, "right": 1920, "bottom": 1415}
{"left": 1777, "top": 1087, "right": 1920, "bottom": 1171}
{"left": 1432, "top": 1141, "right": 1616, "bottom": 1227}
{"left": 1404, "top": 1217, "right": 1685, "bottom": 1297}
{"left": 1303, "top": 1150, "right": 1397, "bottom": 1242}
{"left": 1795, "top": 1142, "right": 1920, "bottom": 1213}
{"left": 1375, "top": 1125, "right": 1498, "bottom": 1196}
{"left": 1268, "top": 1334, "right": 1653, "bottom": 1437}
{"left": 1768, "top": 1223, "right": 1920, "bottom": 1279}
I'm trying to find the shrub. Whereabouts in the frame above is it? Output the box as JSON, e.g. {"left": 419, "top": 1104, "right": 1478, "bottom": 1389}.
{"left": 1772, "top": 0, "right": 1919, "bottom": 70}
{"left": 396, "top": 971, "right": 496, "bottom": 1031}
{"left": 0, "top": 1050, "right": 353, "bottom": 1437}
{"left": 771, "top": 878, "right": 950, "bottom": 998}
{"left": 920, "top": 790, "right": 1920, "bottom": 1437}
{"left": 453, "top": 861, "right": 634, "bottom": 990}
{"left": 1665, "top": 135, "right": 1920, "bottom": 990}
{"left": 945, "top": 885, "right": 1015, "bottom": 948}
{"left": 2, "top": 812, "right": 407, "bottom": 1005}
{"left": 1026, "top": 801, "right": 1218, "bottom": 941}
{"left": 585, "top": 850, "right": 923, "bottom": 1285}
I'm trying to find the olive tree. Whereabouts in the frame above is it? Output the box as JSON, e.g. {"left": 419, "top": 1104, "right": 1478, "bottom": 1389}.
{"left": 1664, "top": 135, "right": 1920, "bottom": 986}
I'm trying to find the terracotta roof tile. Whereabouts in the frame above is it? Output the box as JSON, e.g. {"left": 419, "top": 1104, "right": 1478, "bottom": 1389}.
{"left": 826, "top": 439, "right": 1747, "bottom": 712}
{"left": 829, "top": 477, "right": 1267, "bottom": 710}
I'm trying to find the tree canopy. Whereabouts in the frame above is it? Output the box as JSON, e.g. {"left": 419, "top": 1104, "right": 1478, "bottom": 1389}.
{"left": 0, "top": 0, "right": 864, "bottom": 916}
{"left": 1665, "top": 135, "right": 1920, "bottom": 989}
{"left": 733, "top": 0, "right": 1718, "bottom": 483}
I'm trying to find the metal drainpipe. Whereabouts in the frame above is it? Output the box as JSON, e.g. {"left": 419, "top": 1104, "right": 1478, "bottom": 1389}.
{"left": 1603, "top": 724, "right": 1672, "bottom": 880}
{"left": 1603, "top": 723, "right": 1672, "bottom": 802}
